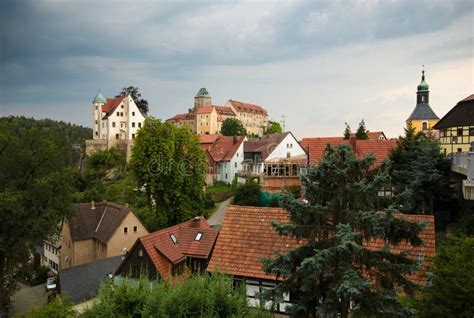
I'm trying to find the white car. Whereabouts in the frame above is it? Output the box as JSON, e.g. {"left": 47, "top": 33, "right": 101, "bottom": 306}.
{"left": 46, "top": 277, "right": 56, "bottom": 291}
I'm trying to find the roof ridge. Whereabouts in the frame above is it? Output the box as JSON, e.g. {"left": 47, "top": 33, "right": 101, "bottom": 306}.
{"left": 94, "top": 203, "right": 109, "bottom": 234}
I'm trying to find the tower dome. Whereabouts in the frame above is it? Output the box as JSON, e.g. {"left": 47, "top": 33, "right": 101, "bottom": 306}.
{"left": 93, "top": 90, "right": 106, "bottom": 104}
{"left": 417, "top": 70, "right": 429, "bottom": 91}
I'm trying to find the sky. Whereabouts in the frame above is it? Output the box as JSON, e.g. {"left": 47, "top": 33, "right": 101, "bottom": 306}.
{"left": 1, "top": 0, "right": 473, "bottom": 139}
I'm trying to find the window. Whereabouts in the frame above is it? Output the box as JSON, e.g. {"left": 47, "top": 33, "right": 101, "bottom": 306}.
{"left": 469, "top": 128, "right": 474, "bottom": 136}
{"left": 132, "top": 112, "right": 135, "bottom": 116}
{"left": 457, "top": 128, "right": 463, "bottom": 136}
{"left": 235, "top": 162, "right": 237, "bottom": 168}
{"left": 95, "top": 106, "right": 98, "bottom": 110}
{"left": 133, "top": 226, "right": 138, "bottom": 233}
{"left": 95, "top": 120, "right": 98, "bottom": 125}
{"left": 117, "top": 112, "right": 120, "bottom": 116}
{"left": 116, "top": 134, "right": 119, "bottom": 140}
{"left": 225, "top": 173, "right": 228, "bottom": 179}
{"left": 287, "top": 152, "right": 291, "bottom": 158}
{"left": 195, "top": 233, "right": 203, "bottom": 241}
{"left": 138, "top": 123, "right": 142, "bottom": 128}
{"left": 121, "top": 105, "right": 124, "bottom": 108}
{"left": 112, "top": 122, "right": 116, "bottom": 128}
{"left": 138, "top": 249, "right": 143, "bottom": 258}
{"left": 124, "top": 227, "right": 128, "bottom": 234}
{"left": 132, "top": 122, "right": 135, "bottom": 127}
{"left": 170, "top": 234, "right": 177, "bottom": 244}
{"left": 422, "top": 121, "right": 428, "bottom": 130}
{"left": 132, "top": 134, "right": 135, "bottom": 139}
{"left": 95, "top": 131, "right": 98, "bottom": 136}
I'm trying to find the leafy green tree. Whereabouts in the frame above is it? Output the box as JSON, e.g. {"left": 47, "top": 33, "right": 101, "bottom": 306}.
{"left": 117, "top": 85, "right": 149, "bottom": 115}
{"left": 221, "top": 118, "right": 247, "bottom": 136}
{"left": 343, "top": 122, "right": 351, "bottom": 140}
{"left": 355, "top": 119, "right": 369, "bottom": 139}
{"left": 17, "top": 295, "right": 76, "bottom": 318}
{"left": 265, "top": 121, "right": 283, "bottom": 134}
{"left": 131, "top": 117, "right": 206, "bottom": 230}
{"left": 389, "top": 123, "right": 451, "bottom": 214}
{"left": 0, "top": 118, "right": 75, "bottom": 315}
{"left": 263, "top": 144, "right": 426, "bottom": 317}
{"left": 232, "top": 179, "right": 261, "bottom": 206}
{"left": 83, "top": 274, "right": 270, "bottom": 318}
{"left": 417, "top": 236, "right": 474, "bottom": 317}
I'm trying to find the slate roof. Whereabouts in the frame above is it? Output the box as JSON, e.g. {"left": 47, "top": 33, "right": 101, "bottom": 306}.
{"left": 244, "top": 132, "right": 291, "bottom": 159}
{"left": 207, "top": 205, "right": 435, "bottom": 286}
{"left": 59, "top": 255, "right": 122, "bottom": 303}
{"left": 228, "top": 99, "right": 268, "bottom": 115}
{"left": 68, "top": 202, "right": 130, "bottom": 243}
{"left": 433, "top": 94, "right": 474, "bottom": 129}
{"left": 134, "top": 217, "right": 218, "bottom": 278}
{"left": 300, "top": 137, "right": 396, "bottom": 167}
{"left": 407, "top": 103, "right": 439, "bottom": 121}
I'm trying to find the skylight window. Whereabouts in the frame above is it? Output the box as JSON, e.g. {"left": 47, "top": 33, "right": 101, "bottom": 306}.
{"left": 195, "top": 233, "right": 203, "bottom": 241}
{"left": 170, "top": 234, "right": 177, "bottom": 244}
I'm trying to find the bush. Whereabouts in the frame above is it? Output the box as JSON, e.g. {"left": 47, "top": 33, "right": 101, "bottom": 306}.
{"left": 232, "top": 179, "right": 261, "bottom": 206}
{"left": 16, "top": 295, "right": 76, "bottom": 318}
{"left": 83, "top": 274, "right": 271, "bottom": 318}
{"left": 203, "top": 193, "right": 215, "bottom": 209}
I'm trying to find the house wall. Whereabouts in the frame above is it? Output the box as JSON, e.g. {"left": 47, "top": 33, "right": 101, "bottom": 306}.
{"left": 42, "top": 242, "right": 60, "bottom": 273}
{"left": 72, "top": 239, "right": 95, "bottom": 267}
{"left": 116, "top": 241, "right": 159, "bottom": 280}
{"left": 439, "top": 126, "right": 474, "bottom": 155}
{"left": 408, "top": 119, "right": 438, "bottom": 133}
{"left": 266, "top": 134, "right": 306, "bottom": 161}
{"left": 60, "top": 222, "right": 74, "bottom": 269}
{"left": 125, "top": 97, "right": 145, "bottom": 140}
{"left": 107, "top": 212, "right": 148, "bottom": 258}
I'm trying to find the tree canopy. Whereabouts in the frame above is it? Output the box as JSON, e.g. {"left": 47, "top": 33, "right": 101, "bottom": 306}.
{"left": 117, "top": 85, "right": 149, "bottom": 115}
{"left": 0, "top": 117, "right": 77, "bottom": 315}
{"left": 221, "top": 118, "right": 247, "bottom": 136}
{"left": 263, "top": 144, "right": 426, "bottom": 317}
{"left": 130, "top": 117, "right": 207, "bottom": 230}
{"left": 355, "top": 119, "right": 369, "bottom": 139}
{"left": 265, "top": 121, "right": 283, "bottom": 134}
{"left": 388, "top": 124, "right": 451, "bottom": 214}
{"left": 343, "top": 122, "right": 351, "bottom": 140}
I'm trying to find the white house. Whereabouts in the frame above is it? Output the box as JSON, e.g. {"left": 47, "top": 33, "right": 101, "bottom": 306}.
{"left": 87, "top": 91, "right": 145, "bottom": 160}
{"left": 41, "top": 240, "right": 61, "bottom": 274}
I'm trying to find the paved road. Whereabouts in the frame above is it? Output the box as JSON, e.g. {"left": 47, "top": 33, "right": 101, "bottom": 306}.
{"left": 10, "top": 283, "right": 47, "bottom": 316}
{"left": 208, "top": 197, "right": 232, "bottom": 226}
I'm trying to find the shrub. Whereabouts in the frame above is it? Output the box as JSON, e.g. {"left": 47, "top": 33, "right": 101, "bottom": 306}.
{"left": 17, "top": 295, "right": 76, "bottom": 318}
{"left": 232, "top": 179, "right": 261, "bottom": 206}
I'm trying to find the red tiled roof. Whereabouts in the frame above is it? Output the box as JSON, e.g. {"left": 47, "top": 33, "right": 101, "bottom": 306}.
{"left": 167, "top": 112, "right": 195, "bottom": 122}
{"left": 199, "top": 134, "right": 220, "bottom": 145}
{"left": 196, "top": 106, "right": 215, "bottom": 114}
{"left": 301, "top": 137, "right": 396, "bottom": 167}
{"left": 214, "top": 106, "right": 235, "bottom": 116}
{"left": 139, "top": 217, "right": 218, "bottom": 278}
{"left": 228, "top": 99, "right": 268, "bottom": 115}
{"left": 208, "top": 206, "right": 435, "bottom": 285}
{"left": 101, "top": 96, "right": 126, "bottom": 118}
{"left": 208, "top": 135, "right": 246, "bottom": 162}
{"left": 350, "top": 131, "right": 386, "bottom": 140}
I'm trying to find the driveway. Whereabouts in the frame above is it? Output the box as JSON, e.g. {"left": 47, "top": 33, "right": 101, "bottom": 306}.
{"left": 10, "top": 283, "right": 47, "bottom": 316}
{"left": 208, "top": 197, "right": 232, "bottom": 226}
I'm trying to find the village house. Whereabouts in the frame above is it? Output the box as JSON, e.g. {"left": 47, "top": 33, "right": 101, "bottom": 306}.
{"left": 199, "top": 134, "right": 247, "bottom": 185}
{"left": 240, "top": 132, "right": 307, "bottom": 192}
{"left": 167, "top": 88, "right": 270, "bottom": 137}
{"left": 40, "top": 240, "right": 61, "bottom": 274}
{"left": 85, "top": 91, "right": 145, "bottom": 161}
{"left": 406, "top": 70, "right": 439, "bottom": 133}
{"left": 207, "top": 205, "right": 435, "bottom": 314}
{"left": 60, "top": 201, "right": 148, "bottom": 269}
{"left": 434, "top": 94, "right": 474, "bottom": 155}
{"left": 115, "top": 217, "right": 218, "bottom": 280}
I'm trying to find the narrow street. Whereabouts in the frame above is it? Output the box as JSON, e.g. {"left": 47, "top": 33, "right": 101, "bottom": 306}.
{"left": 208, "top": 197, "right": 232, "bottom": 227}
{"left": 10, "top": 283, "right": 47, "bottom": 316}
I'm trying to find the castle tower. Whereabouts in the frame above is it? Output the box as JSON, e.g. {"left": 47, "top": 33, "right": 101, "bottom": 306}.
{"left": 194, "top": 88, "right": 212, "bottom": 111}
{"left": 406, "top": 69, "right": 439, "bottom": 132}
{"left": 92, "top": 90, "right": 106, "bottom": 139}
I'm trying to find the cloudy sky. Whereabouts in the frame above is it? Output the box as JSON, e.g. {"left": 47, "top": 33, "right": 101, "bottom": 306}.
{"left": 1, "top": 0, "right": 472, "bottom": 139}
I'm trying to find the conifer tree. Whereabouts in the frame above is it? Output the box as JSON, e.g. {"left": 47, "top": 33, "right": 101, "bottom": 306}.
{"left": 343, "top": 122, "right": 351, "bottom": 140}
{"left": 355, "top": 119, "right": 369, "bottom": 139}
{"left": 389, "top": 123, "right": 451, "bottom": 214}
{"left": 263, "top": 144, "right": 425, "bottom": 317}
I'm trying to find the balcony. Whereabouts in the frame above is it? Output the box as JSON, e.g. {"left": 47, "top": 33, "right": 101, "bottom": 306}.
{"left": 451, "top": 152, "right": 474, "bottom": 200}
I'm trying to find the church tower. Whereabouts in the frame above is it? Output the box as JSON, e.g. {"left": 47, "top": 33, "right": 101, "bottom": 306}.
{"left": 92, "top": 90, "right": 106, "bottom": 139}
{"left": 406, "top": 69, "right": 439, "bottom": 132}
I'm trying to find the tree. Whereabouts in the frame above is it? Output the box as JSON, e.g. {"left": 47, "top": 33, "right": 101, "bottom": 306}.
{"left": 117, "top": 86, "right": 149, "bottom": 115}
{"left": 131, "top": 117, "right": 207, "bottom": 230}
{"left": 263, "top": 144, "right": 426, "bottom": 317}
{"left": 417, "top": 236, "right": 474, "bottom": 317}
{"left": 0, "top": 118, "right": 75, "bottom": 315}
{"left": 265, "top": 121, "right": 283, "bottom": 134}
{"left": 232, "top": 179, "right": 261, "bottom": 206}
{"left": 355, "top": 119, "right": 369, "bottom": 139}
{"left": 18, "top": 295, "right": 76, "bottom": 318}
{"left": 388, "top": 123, "right": 451, "bottom": 214}
{"left": 343, "top": 122, "right": 351, "bottom": 140}
{"left": 221, "top": 118, "right": 247, "bottom": 136}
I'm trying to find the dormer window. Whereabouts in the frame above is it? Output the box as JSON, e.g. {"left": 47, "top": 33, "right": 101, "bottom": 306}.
{"left": 170, "top": 234, "right": 177, "bottom": 244}
{"left": 195, "top": 233, "right": 203, "bottom": 241}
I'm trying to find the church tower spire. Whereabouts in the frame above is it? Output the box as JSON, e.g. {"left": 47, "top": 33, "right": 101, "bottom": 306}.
{"left": 417, "top": 67, "right": 429, "bottom": 104}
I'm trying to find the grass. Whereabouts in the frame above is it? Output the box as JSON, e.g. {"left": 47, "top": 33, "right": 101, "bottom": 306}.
{"left": 206, "top": 182, "right": 232, "bottom": 193}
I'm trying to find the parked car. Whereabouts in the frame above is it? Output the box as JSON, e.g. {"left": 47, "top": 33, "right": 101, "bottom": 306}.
{"left": 45, "top": 277, "right": 56, "bottom": 291}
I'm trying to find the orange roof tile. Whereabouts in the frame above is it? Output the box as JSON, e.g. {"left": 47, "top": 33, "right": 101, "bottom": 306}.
{"left": 228, "top": 100, "right": 268, "bottom": 115}
{"left": 208, "top": 205, "right": 435, "bottom": 285}
{"left": 167, "top": 112, "right": 195, "bottom": 122}
{"left": 139, "top": 217, "right": 218, "bottom": 278}
{"left": 199, "top": 134, "right": 220, "bottom": 144}
{"left": 300, "top": 137, "right": 349, "bottom": 166}
{"left": 208, "top": 135, "right": 246, "bottom": 162}
{"left": 354, "top": 139, "right": 397, "bottom": 167}
{"left": 101, "top": 96, "right": 126, "bottom": 118}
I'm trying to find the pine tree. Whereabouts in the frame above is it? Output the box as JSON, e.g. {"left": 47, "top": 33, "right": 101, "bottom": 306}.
{"left": 263, "top": 144, "right": 426, "bottom": 317}
{"left": 343, "top": 122, "right": 351, "bottom": 140}
{"left": 389, "top": 123, "right": 451, "bottom": 214}
{"left": 355, "top": 119, "right": 369, "bottom": 139}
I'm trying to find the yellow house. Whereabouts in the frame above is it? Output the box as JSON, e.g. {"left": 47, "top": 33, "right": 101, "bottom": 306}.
{"left": 406, "top": 70, "right": 439, "bottom": 132}
{"left": 434, "top": 94, "right": 474, "bottom": 155}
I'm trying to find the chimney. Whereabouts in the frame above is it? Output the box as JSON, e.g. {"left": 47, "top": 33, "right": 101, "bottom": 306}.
{"left": 190, "top": 216, "right": 201, "bottom": 227}
{"left": 91, "top": 200, "right": 96, "bottom": 210}
{"left": 124, "top": 203, "right": 129, "bottom": 208}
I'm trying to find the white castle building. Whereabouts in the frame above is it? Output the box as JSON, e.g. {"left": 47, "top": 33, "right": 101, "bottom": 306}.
{"left": 86, "top": 91, "right": 145, "bottom": 160}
